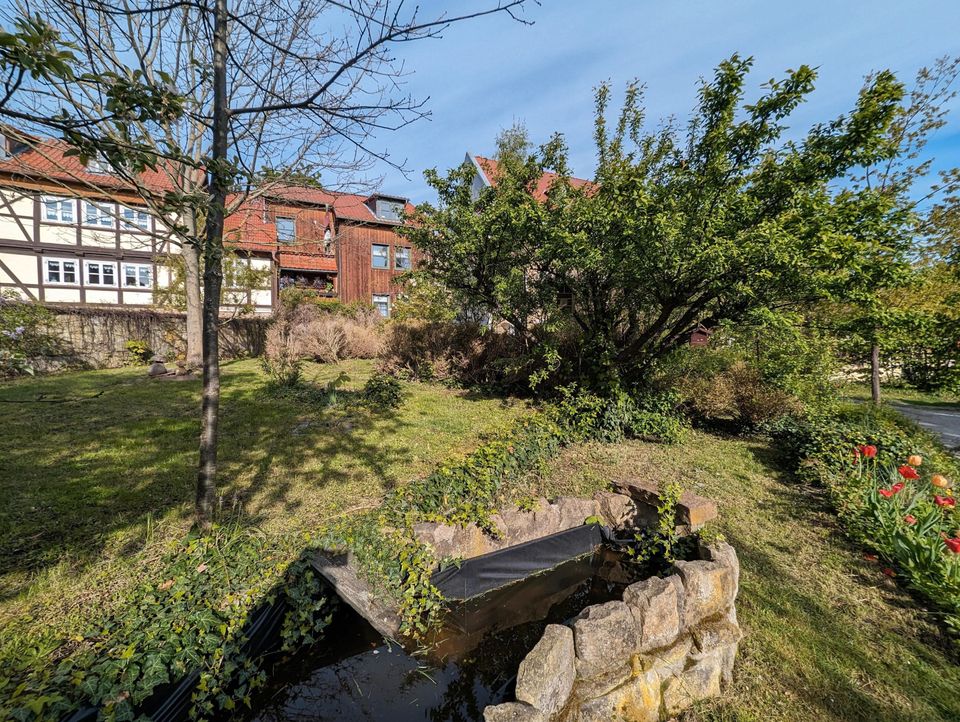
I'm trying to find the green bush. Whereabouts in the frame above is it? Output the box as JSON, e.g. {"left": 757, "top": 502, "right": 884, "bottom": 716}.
{"left": 361, "top": 373, "right": 403, "bottom": 409}
{"left": 124, "top": 339, "right": 153, "bottom": 365}
{"left": 0, "top": 292, "right": 66, "bottom": 377}
{"left": 0, "top": 522, "right": 333, "bottom": 722}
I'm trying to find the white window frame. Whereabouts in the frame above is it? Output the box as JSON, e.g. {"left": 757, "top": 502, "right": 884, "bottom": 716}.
{"left": 275, "top": 216, "right": 295, "bottom": 243}
{"left": 121, "top": 206, "right": 151, "bottom": 231}
{"left": 122, "top": 262, "right": 153, "bottom": 288}
{"left": 43, "top": 196, "right": 75, "bottom": 223}
{"left": 372, "top": 293, "right": 391, "bottom": 318}
{"left": 395, "top": 246, "right": 412, "bottom": 271}
{"left": 372, "top": 243, "right": 390, "bottom": 269}
{"left": 375, "top": 199, "right": 404, "bottom": 221}
{"left": 43, "top": 257, "right": 79, "bottom": 285}
{"left": 84, "top": 201, "right": 115, "bottom": 229}
{"left": 84, "top": 260, "right": 118, "bottom": 287}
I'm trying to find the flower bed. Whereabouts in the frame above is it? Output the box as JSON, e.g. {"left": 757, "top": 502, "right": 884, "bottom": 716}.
{"left": 783, "top": 405, "right": 960, "bottom": 636}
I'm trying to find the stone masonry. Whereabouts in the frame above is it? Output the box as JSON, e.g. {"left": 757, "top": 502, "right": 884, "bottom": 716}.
{"left": 483, "top": 540, "right": 742, "bottom": 722}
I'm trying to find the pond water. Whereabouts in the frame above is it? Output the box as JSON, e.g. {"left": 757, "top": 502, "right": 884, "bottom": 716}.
{"left": 245, "top": 545, "right": 648, "bottom": 722}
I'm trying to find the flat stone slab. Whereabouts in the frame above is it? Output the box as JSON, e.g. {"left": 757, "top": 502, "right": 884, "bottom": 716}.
{"left": 611, "top": 478, "right": 718, "bottom": 530}
{"left": 311, "top": 551, "right": 401, "bottom": 640}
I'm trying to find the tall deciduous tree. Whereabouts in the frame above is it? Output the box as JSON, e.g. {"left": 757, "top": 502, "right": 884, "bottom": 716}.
{"left": 4, "top": 0, "right": 532, "bottom": 525}
{"left": 408, "top": 55, "right": 906, "bottom": 393}
{"left": 834, "top": 57, "right": 960, "bottom": 403}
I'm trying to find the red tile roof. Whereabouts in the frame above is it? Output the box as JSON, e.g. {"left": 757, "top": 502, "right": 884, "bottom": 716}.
{"left": 473, "top": 155, "right": 591, "bottom": 201}
{"left": 0, "top": 136, "right": 177, "bottom": 194}
{"left": 224, "top": 196, "right": 277, "bottom": 252}
{"left": 278, "top": 252, "right": 337, "bottom": 272}
{"left": 259, "top": 184, "right": 415, "bottom": 224}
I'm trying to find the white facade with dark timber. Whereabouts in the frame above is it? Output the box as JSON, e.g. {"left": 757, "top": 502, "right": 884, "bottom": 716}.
{"left": 0, "top": 186, "right": 176, "bottom": 306}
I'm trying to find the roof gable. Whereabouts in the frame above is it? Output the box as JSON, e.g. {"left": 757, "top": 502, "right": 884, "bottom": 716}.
{"left": 472, "top": 155, "right": 591, "bottom": 201}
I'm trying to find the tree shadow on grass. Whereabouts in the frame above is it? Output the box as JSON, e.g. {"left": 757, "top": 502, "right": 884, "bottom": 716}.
{"left": 0, "top": 364, "right": 412, "bottom": 603}
{"left": 720, "top": 440, "right": 960, "bottom": 721}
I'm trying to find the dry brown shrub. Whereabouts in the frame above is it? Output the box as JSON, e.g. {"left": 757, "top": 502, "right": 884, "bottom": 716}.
{"left": 378, "top": 320, "right": 521, "bottom": 385}
{"left": 677, "top": 360, "right": 800, "bottom": 427}
{"left": 263, "top": 302, "right": 385, "bottom": 366}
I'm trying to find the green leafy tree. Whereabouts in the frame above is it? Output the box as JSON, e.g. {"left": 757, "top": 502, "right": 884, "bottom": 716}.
{"left": 408, "top": 56, "right": 906, "bottom": 393}
{"left": 828, "top": 57, "right": 960, "bottom": 403}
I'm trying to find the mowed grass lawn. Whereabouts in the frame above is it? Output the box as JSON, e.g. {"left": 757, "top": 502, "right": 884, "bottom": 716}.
{"left": 541, "top": 431, "right": 960, "bottom": 722}
{"left": 0, "top": 359, "right": 526, "bottom": 639}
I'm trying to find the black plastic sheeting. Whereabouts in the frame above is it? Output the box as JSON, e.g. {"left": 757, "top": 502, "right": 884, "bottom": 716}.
{"left": 430, "top": 523, "right": 606, "bottom": 601}
{"left": 61, "top": 596, "right": 293, "bottom": 722}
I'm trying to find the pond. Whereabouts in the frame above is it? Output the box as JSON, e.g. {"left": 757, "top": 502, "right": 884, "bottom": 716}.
{"left": 244, "top": 545, "right": 650, "bottom": 722}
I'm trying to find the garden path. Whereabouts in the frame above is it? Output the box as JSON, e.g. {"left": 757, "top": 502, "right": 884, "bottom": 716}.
{"left": 894, "top": 401, "right": 960, "bottom": 455}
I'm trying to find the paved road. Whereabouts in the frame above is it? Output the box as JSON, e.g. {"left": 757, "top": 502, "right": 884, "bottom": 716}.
{"left": 893, "top": 402, "right": 960, "bottom": 455}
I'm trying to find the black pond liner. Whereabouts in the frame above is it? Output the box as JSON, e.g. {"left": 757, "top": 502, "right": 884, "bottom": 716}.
{"left": 240, "top": 541, "right": 655, "bottom": 722}
{"left": 431, "top": 523, "right": 606, "bottom": 602}
{"left": 60, "top": 528, "right": 660, "bottom": 722}
{"left": 61, "top": 584, "right": 295, "bottom": 722}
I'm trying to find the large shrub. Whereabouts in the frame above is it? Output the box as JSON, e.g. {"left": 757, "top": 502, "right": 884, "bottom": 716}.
{"left": 0, "top": 292, "right": 67, "bottom": 377}
{"left": 378, "top": 320, "right": 523, "bottom": 388}
{"left": 262, "top": 300, "right": 384, "bottom": 375}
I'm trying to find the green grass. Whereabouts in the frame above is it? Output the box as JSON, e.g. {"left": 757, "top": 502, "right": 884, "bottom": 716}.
{"left": 539, "top": 431, "right": 960, "bottom": 722}
{"left": 0, "top": 359, "right": 526, "bottom": 639}
{"left": 841, "top": 382, "right": 959, "bottom": 409}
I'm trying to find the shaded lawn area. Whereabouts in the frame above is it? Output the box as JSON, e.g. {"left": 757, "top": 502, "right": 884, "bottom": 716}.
{"left": 539, "top": 431, "right": 960, "bottom": 722}
{"left": 0, "top": 359, "right": 526, "bottom": 633}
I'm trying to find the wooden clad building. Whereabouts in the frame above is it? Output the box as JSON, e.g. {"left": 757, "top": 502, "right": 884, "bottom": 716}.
{"left": 0, "top": 132, "right": 418, "bottom": 317}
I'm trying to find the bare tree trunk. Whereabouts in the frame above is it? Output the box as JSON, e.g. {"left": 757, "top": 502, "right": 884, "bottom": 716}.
{"left": 182, "top": 212, "right": 203, "bottom": 369}
{"left": 870, "top": 342, "right": 881, "bottom": 405}
{"left": 196, "top": 0, "right": 229, "bottom": 526}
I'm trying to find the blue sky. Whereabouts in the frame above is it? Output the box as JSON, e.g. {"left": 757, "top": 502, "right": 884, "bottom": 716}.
{"left": 368, "top": 0, "right": 960, "bottom": 204}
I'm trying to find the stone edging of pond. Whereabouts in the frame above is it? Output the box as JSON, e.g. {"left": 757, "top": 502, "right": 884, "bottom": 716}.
{"left": 483, "top": 539, "right": 741, "bottom": 722}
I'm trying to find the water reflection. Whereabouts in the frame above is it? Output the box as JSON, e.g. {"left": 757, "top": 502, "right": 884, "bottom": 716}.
{"left": 247, "top": 546, "right": 645, "bottom": 722}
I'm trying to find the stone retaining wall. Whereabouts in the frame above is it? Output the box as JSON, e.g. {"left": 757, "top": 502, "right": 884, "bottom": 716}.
{"left": 413, "top": 484, "right": 718, "bottom": 565}
{"left": 483, "top": 540, "right": 741, "bottom": 722}
{"left": 29, "top": 306, "right": 268, "bottom": 371}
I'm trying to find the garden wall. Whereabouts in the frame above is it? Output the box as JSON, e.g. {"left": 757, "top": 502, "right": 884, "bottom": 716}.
{"left": 484, "top": 540, "right": 741, "bottom": 722}
{"left": 34, "top": 307, "right": 269, "bottom": 371}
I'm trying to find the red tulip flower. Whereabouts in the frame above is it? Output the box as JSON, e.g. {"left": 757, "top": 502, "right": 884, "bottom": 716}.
{"left": 859, "top": 444, "right": 877, "bottom": 458}
{"left": 898, "top": 465, "right": 920, "bottom": 480}
{"left": 944, "top": 538, "right": 960, "bottom": 554}
{"left": 934, "top": 495, "right": 956, "bottom": 509}
{"left": 878, "top": 488, "right": 895, "bottom": 498}
{"left": 891, "top": 482, "right": 905, "bottom": 493}
{"left": 904, "top": 514, "right": 917, "bottom": 525}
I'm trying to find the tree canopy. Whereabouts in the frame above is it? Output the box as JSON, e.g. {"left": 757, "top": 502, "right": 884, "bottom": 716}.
{"left": 407, "top": 55, "right": 908, "bottom": 392}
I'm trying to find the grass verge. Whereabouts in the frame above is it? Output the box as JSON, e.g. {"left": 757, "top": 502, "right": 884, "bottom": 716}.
{"left": 0, "top": 360, "right": 526, "bottom": 689}
{"left": 538, "top": 430, "right": 960, "bottom": 722}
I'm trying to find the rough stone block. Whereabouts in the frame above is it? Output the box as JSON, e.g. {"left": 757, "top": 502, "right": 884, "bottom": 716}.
{"left": 515, "top": 624, "right": 576, "bottom": 717}
{"left": 698, "top": 540, "right": 740, "bottom": 590}
{"left": 691, "top": 618, "right": 742, "bottom": 653}
{"left": 622, "top": 575, "right": 683, "bottom": 652}
{"left": 574, "top": 669, "right": 661, "bottom": 722}
{"left": 639, "top": 633, "right": 692, "bottom": 680}
{"left": 661, "top": 648, "right": 724, "bottom": 716}
{"left": 554, "top": 496, "right": 600, "bottom": 530}
{"left": 483, "top": 702, "right": 546, "bottom": 722}
{"left": 573, "top": 600, "right": 641, "bottom": 680}
{"left": 412, "top": 521, "right": 495, "bottom": 560}
{"left": 594, "top": 491, "right": 638, "bottom": 528}
{"left": 673, "top": 559, "right": 736, "bottom": 629}
{"left": 490, "top": 504, "right": 543, "bottom": 546}
{"left": 611, "top": 479, "right": 718, "bottom": 530}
